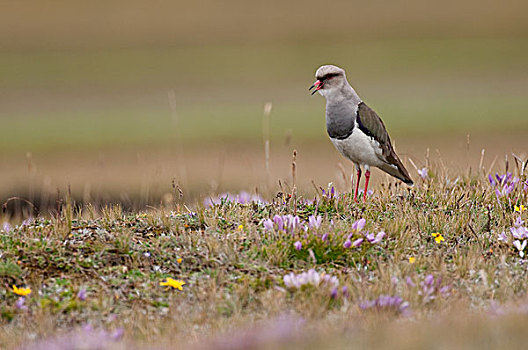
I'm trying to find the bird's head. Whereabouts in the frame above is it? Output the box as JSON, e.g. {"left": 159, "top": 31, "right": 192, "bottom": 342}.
{"left": 309, "top": 65, "right": 347, "bottom": 97}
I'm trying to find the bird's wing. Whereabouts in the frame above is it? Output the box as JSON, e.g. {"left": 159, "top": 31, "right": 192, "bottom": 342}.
{"left": 356, "top": 102, "right": 413, "bottom": 185}
{"left": 356, "top": 102, "right": 391, "bottom": 150}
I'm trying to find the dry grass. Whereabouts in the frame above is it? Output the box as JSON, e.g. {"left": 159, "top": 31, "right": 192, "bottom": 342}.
{"left": 1, "top": 155, "right": 527, "bottom": 349}
{"left": 2, "top": 132, "right": 526, "bottom": 215}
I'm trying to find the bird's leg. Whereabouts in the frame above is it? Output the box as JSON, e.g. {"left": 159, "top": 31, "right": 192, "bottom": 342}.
{"left": 354, "top": 168, "right": 362, "bottom": 202}
{"left": 363, "top": 170, "right": 371, "bottom": 202}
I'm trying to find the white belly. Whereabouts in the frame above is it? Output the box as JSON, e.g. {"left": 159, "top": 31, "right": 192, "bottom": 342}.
{"left": 330, "top": 130, "right": 384, "bottom": 167}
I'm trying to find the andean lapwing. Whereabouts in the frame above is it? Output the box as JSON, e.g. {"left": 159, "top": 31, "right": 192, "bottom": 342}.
{"left": 310, "top": 64, "right": 413, "bottom": 201}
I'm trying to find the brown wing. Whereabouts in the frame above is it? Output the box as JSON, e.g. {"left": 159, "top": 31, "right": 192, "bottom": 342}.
{"left": 357, "top": 102, "right": 413, "bottom": 185}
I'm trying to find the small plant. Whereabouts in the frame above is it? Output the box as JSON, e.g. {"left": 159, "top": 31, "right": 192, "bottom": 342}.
{"left": 262, "top": 216, "right": 387, "bottom": 264}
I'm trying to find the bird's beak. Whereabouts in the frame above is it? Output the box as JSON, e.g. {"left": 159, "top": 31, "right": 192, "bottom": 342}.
{"left": 309, "top": 80, "right": 323, "bottom": 95}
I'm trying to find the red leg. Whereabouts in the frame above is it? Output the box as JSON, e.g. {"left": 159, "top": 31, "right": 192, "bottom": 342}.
{"left": 363, "top": 170, "right": 371, "bottom": 202}
{"left": 354, "top": 168, "right": 362, "bottom": 202}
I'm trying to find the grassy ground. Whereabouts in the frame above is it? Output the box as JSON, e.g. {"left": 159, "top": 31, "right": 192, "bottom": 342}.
{"left": 1, "top": 159, "right": 527, "bottom": 349}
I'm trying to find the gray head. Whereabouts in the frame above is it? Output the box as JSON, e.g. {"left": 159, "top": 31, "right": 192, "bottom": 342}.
{"left": 309, "top": 65, "right": 348, "bottom": 97}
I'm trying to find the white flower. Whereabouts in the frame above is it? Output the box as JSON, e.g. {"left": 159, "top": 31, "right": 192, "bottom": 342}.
{"left": 283, "top": 269, "right": 338, "bottom": 290}
{"left": 511, "top": 226, "right": 528, "bottom": 240}
{"left": 513, "top": 240, "right": 527, "bottom": 257}
{"left": 308, "top": 215, "right": 322, "bottom": 229}
{"left": 417, "top": 168, "right": 428, "bottom": 179}
{"left": 498, "top": 231, "right": 508, "bottom": 242}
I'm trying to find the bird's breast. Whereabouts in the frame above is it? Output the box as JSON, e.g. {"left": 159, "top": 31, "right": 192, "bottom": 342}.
{"left": 325, "top": 102, "right": 357, "bottom": 140}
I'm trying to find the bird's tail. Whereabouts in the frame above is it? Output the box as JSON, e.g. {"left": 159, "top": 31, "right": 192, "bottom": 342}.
{"left": 379, "top": 162, "right": 414, "bottom": 186}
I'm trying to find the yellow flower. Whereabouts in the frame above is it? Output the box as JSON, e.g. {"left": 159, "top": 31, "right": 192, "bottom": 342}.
{"left": 237, "top": 224, "right": 244, "bottom": 230}
{"left": 515, "top": 205, "right": 526, "bottom": 213}
{"left": 409, "top": 257, "right": 416, "bottom": 264}
{"left": 177, "top": 258, "right": 182, "bottom": 264}
{"left": 12, "top": 285, "right": 31, "bottom": 296}
{"left": 432, "top": 232, "right": 445, "bottom": 244}
{"left": 160, "top": 278, "right": 185, "bottom": 291}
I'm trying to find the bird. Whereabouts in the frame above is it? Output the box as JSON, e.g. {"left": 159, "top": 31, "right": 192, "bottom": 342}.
{"left": 309, "top": 64, "right": 413, "bottom": 202}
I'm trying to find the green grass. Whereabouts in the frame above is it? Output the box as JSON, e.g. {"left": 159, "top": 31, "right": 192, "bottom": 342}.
{"left": 1, "top": 163, "right": 527, "bottom": 348}
{"left": 1, "top": 37, "right": 527, "bottom": 153}
{"left": 1, "top": 94, "right": 526, "bottom": 153}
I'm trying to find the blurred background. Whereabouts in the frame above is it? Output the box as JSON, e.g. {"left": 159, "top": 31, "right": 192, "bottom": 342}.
{"left": 1, "top": 0, "right": 527, "bottom": 214}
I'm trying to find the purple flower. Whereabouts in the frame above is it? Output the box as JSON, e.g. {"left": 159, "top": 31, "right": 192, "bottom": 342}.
{"left": 303, "top": 198, "right": 315, "bottom": 205}
{"left": 321, "top": 233, "right": 328, "bottom": 242}
{"left": 322, "top": 186, "right": 337, "bottom": 199}
{"left": 283, "top": 215, "right": 301, "bottom": 233}
{"left": 406, "top": 277, "right": 415, "bottom": 287}
{"left": 418, "top": 168, "right": 428, "bottom": 180}
{"left": 498, "top": 231, "right": 508, "bottom": 242}
{"left": 343, "top": 239, "right": 352, "bottom": 248}
{"left": 342, "top": 286, "right": 349, "bottom": 298}
{"left": 15, "top": 297, "right": 27, "bottom": 310}
{"left": 322, "top": 274, "right": 339, "bottom": 288}
{"left": 20, "top": 218, "right": 32, "bottom": 227}
{"left": 511, "top": 226, "right": 528, "bottom": 240}
{"left": 263, "top": 219, "right": 274, "bottom": 231}
{"left": 204, "top": 193, "right": 227, "bottom": 207}
{"left": 239, "top": 192, "right": 264, "bottom": 204}
{"left": 418, "top": 274, "right": 450, "bottom": 303}
{"left": 492, "top": 173, "right": 520, "bottom": 198}
{"left": 238, "top": 191, "right": 251, "bottom": 204}
{"left": 514, "top": 216, "right": 525, "bottom": 227}
{"left": 352, "top": 238, "right": 364, "bottom": 247}
{"left": 283, "top": 269, "right": 338, "bottom": 290}
{"left": 77, "top": 288, "right": 87, "bottom": 301}
{"left": 110, "top": 328, "right": 124, "bottom": 341}
{"left": 368, "top": 231, "right": 385, "bottom": 244}
{"left": 495, "top": 172, "right": 512, "bottom": 185}
{"left": 273, "top": 215, "right": 284, "bottom": 232}
{"left": 359, "top": 300, "right": 375, "bottom": 309}
{"left": 352, "top": 218, "right": 366, "bottom": 231}
{"left": 22, "top": 325, "right": 125, "bottom": 350}
{"left": 330, "top": 287, "right": 338, "bottom": 299}
{"left": 496, "top": 184, "right": 515, "bottom": 198}
{"left": 308, "top": 215, "right": 322, "bottom": 229}
{"left": 439, "top": 285, "right": 450, "bottom": 296}
{"left": 294, "top": 241, "right": 302, "bottom": 251}
{"left": 424, "top": 274, "right": 435, "bottom": 287}
{"left": 2, "top": 222, "right": 11, "bottom": 232}
{"left": 266, "top": 215, "right": 304, "bottom": 234}
{"left": 360, "top": 295, "right": 410, "bottom": 314}
{"left": 488, "top": 174, "right": 496, "bottom": 186}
